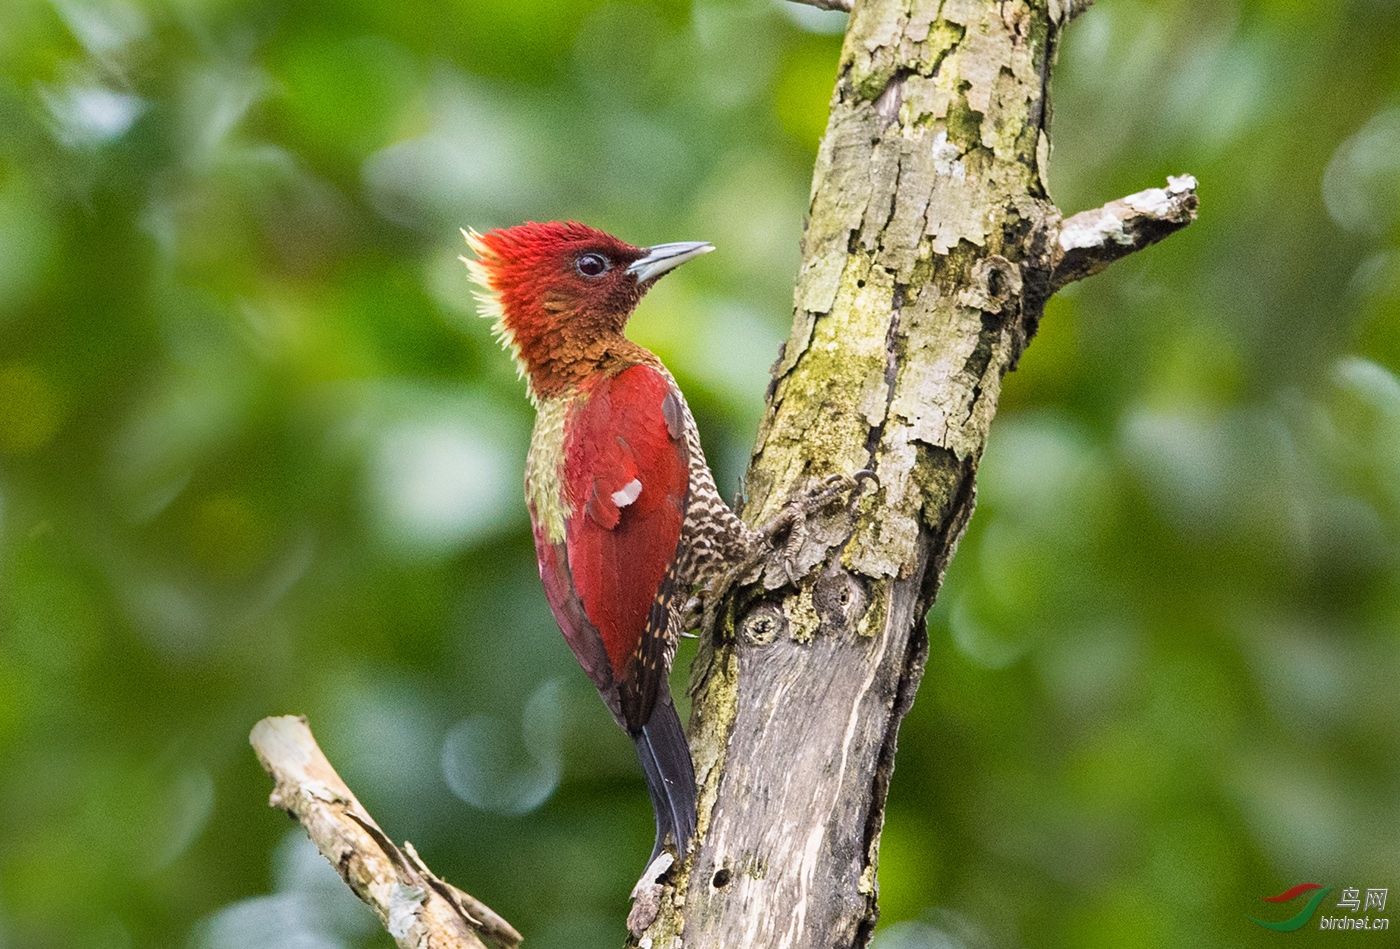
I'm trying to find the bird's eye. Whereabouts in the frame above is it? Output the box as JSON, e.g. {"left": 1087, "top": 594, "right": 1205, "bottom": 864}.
{"left": 576, "top": 253, "right": 610, "bottom": 278}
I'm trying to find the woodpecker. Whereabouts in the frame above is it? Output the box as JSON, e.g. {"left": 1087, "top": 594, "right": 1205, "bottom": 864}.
{"left": 462, "top": 221, "right": 756, "bottom": 864}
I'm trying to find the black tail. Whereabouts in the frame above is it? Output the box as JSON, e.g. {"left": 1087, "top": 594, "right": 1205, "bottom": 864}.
{"left": 634, "top": 698, "right": 697, "bottom": 864}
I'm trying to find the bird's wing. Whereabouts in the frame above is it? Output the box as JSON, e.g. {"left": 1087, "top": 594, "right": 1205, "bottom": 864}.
{"left": 532, "top": 525, "right": 623, "bottom": 720}
{"left": 559, "top": 363, "right": 689, "bottom": 732}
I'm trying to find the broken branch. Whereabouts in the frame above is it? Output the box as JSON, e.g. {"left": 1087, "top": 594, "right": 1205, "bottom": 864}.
{"left": 249, "top": 715, "right": 521, "bottom": 949}
{"left": 786, "top": 0, "right": 852, "bottom": 12}
{"left": 1050, "top": 174, "right": 1199, "bottom": 293}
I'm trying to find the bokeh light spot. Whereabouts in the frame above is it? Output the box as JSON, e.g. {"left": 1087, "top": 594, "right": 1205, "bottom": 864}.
{"left": 1323, "top": 108, "right": 1400, "bottom": 235}
{"left": 368, "top": 415, "right": 514, "bottom": 554}
{"left": 442, "top": 678, "right": 563, "bottom": 815}
{"left": 41, "top": 82, "right": 147, "bottom": 149}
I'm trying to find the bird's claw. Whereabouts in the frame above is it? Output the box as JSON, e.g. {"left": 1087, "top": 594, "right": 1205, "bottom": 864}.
{"left": 699, "top": 469, "right": 878, "bottom": 635}
{"left": 792, "top": 468, "right": 879, "bottom": 521}
{"left": 760, "top": 467, "right": 878, "bottom": 580}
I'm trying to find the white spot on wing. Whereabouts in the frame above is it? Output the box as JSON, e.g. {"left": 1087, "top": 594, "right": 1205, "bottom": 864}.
{"left": 611, "top": 478, "right": 643, "bottom": 507}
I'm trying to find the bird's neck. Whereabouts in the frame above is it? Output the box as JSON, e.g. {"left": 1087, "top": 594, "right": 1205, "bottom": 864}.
{"left": 521, "top": 333, "right": 655, "bottom": 401}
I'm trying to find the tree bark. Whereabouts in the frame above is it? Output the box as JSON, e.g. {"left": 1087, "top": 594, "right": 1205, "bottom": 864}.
{"left": 635, "top": 1, "right": 1196, "bottom": 947}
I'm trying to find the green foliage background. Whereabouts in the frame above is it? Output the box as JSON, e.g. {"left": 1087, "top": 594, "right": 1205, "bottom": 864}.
{"left": 1, "top": 0, "right": 1397, "bottom": 947}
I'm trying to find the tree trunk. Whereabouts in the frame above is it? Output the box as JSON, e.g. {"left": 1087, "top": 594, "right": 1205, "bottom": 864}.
{"left": 636, "top": 1, "right": 1194, "bottom": 947}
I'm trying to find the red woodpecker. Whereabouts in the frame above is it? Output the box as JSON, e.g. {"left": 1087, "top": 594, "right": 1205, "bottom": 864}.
{"left": 462, "top": 221, "right": 755, "bottom": 863}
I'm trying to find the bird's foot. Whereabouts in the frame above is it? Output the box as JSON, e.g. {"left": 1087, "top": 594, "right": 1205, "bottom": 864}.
{"left": 698, "top": 469, "right": 876, "bottom": 633}
{"left": 756, "top": 469, "right": 878, "bottom": 581}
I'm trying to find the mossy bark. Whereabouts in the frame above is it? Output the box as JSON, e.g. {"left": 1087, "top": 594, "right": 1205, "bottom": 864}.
{"left": 631, "top": 1, "right": 1072, "bottom": 947}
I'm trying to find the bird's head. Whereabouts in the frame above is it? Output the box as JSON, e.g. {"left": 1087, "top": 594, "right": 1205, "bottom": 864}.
{"left": 462, "top": 221, "right": 712, "bottom": 398}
